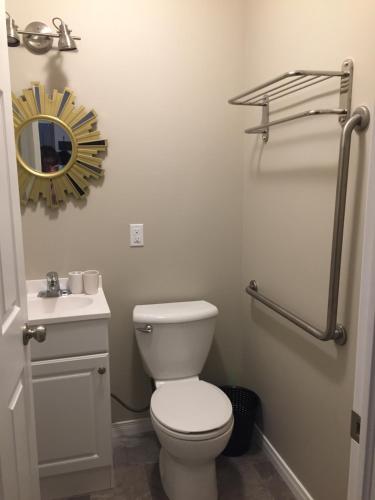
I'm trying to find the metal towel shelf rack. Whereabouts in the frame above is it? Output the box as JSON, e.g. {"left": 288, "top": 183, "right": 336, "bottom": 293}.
{"left": 229, "top": 59, "right": 370, "bottom": 345}
{"left": 229, "top": 59, "right": 353, "bottom": 143}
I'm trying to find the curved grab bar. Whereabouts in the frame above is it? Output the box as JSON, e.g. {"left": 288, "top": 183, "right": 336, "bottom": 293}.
{"left": 246, "top": 106, "right": 370, "bottom": 345}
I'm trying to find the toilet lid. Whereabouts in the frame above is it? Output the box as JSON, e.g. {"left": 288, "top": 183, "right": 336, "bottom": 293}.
{"left": 151, "top": 380, "right": 233, "bottom": 434}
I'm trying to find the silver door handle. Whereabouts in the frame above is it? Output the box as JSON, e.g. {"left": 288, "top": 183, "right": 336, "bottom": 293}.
{"left": 136, "top": 324, "right": 153, "bottom": 334}
{"left": 23, "top": 324, "right": 47, "bottom": 345}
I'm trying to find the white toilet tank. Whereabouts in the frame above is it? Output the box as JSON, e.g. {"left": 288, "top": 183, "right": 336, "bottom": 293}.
{"left": 133, "top": 301, "right": 218, "bottom": 381}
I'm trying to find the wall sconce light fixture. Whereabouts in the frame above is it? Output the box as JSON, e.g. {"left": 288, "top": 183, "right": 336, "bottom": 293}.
{"left": 5, "top": 12, "right": 81, "bottom": 53}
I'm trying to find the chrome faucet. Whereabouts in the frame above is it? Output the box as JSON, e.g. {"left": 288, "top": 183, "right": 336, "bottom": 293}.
{"left": 46, "top": 271, "right": 60, "bottom": 296}
{"left": 38, "top": 271, "right": 71, "bottom": 298}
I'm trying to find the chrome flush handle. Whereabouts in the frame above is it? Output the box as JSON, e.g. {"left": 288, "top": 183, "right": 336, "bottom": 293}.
{"left": 136, "top": 324, "right": 153, "bottom": 334}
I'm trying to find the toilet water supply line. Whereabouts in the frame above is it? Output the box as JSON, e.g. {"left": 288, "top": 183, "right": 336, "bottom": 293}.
{"left": 111, "top": 392, "right": 150, "bottom": 413}
{"left": 246, "top": 106, "right": 370, "bottom": 345}
{"left": 111, "top": 378, "right": 154, "bottom": 413}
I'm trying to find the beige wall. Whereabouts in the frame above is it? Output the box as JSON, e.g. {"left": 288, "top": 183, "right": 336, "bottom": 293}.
{"left": 7, "top": 0, "right": 246, "bottom": 421}
{"left": 239, "top": 1, "right": 375, "bottom": 499}
{"left": 8, "top": 1, "right": 375, "bottom": 498}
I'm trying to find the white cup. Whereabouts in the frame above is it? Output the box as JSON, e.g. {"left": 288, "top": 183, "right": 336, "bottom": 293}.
{"left": 83, "top": 270, "right": 99, "bottom": 295}
{"left": 68, "top": 271, "right": 83, "bottom": 294}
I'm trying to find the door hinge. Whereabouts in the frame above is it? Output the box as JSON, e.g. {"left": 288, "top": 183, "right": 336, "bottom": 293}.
{"left": 351, "top": 410, "right": 361, "bottom": 443}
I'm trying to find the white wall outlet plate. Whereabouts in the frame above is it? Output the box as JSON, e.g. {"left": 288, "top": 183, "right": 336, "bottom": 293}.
{"left": 129, "top": 224, "right": 144, "bottom": 247}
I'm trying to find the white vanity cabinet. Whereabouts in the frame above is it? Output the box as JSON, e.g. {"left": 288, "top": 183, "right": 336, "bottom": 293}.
{"left": 30, "top": 317, "right": 113, "bottom": 500}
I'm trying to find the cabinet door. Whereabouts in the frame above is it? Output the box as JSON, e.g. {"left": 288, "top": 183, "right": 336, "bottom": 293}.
{"left": 32, "top": 354, "right": 112, "bottom": 478}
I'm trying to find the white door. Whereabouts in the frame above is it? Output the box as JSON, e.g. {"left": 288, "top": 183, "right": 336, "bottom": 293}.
{"left": 0, "top": 6, "right": 41, "bottom": 500}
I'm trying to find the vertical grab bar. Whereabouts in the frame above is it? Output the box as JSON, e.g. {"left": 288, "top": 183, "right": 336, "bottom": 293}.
{"left": 246, "top": 106, "right": 370, "bottom": 345}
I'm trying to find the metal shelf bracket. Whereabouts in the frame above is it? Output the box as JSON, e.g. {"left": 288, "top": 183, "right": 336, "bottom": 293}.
{"left": 229, "top": 58, "right": 354, "bottom": 139}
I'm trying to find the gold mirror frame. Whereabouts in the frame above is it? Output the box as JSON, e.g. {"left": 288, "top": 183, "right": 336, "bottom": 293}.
{"left": 12, "top": 82, "right": 107, "bottom": 208}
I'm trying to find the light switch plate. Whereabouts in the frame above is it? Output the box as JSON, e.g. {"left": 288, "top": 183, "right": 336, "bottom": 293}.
{"left": 129, "top": 224, "right": 144, "bottom": 247}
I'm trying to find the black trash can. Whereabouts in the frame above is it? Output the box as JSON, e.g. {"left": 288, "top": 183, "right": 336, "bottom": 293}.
{"left": 220, "top": 386, "right": 260, "bottom": 457}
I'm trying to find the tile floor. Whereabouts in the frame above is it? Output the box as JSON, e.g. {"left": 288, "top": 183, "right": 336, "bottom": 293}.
{"left": 64, "top": 429, "right": 295, "bottom": 500}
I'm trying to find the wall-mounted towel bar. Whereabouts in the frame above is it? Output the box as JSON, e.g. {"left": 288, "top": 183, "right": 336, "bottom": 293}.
{"left": 244, "top": 108, "right": 347, "bottom": 135}
{"left": 229, "top": 59, "right": 353, "bottom": 142}
{"left": 245, "top": 105, "right": 370, "bottom": 345}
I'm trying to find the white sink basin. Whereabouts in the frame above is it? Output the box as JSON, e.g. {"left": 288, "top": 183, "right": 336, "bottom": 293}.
{"left": 28, "top": 295, "right": 94, "bottom": 315}
{"left": 26, "top": 278, "right": 111, "bottom": 325}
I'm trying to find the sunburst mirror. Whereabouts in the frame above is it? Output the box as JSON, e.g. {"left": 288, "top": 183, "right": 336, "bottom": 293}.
{"left": 12, "top": 82, "right": 107, "bottom": 209}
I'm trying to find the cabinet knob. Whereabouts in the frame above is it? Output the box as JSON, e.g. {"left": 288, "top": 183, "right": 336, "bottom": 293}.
{"left": 98, "top": 367, "right": 106, "bottom": 375}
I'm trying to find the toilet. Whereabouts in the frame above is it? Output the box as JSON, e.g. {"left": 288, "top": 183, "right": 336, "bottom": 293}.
{"left": 133, "top": 300, "right": 233, "bottom": 500}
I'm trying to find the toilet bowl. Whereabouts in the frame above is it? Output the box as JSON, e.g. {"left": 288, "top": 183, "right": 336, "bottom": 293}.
{"left": 150, "top": 379, "right": 233, "bottom": 500}
{"left": 133, "top": 300, "right": 233, "bottom": 500}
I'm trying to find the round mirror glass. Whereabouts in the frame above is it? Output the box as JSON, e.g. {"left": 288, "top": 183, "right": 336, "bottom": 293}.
{"left": 18, "top": 119, "right": 73, "bottom": 175}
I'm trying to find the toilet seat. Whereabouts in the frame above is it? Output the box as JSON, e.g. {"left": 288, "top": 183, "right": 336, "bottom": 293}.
{"left": 150, "top": 380, "right": 233, "bottom": 436}
{"left": 151, "top": 410, "right": 233, "bottom": 441}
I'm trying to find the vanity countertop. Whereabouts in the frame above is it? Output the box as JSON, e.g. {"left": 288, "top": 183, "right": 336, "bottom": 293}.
{"left": 26, "top": 278, "right": 111, "bottom": 325}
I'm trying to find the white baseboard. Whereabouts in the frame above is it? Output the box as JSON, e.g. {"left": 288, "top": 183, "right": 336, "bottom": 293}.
{"left": 112, "top": 417, "right": 153, "bottom": 437}
{"left": 254, "top": 426, "right": 314, "bottom": 500}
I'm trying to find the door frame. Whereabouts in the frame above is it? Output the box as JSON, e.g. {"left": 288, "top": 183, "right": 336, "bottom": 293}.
{"left": 348, "top": 106, "right": 375, "bottom": 499}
